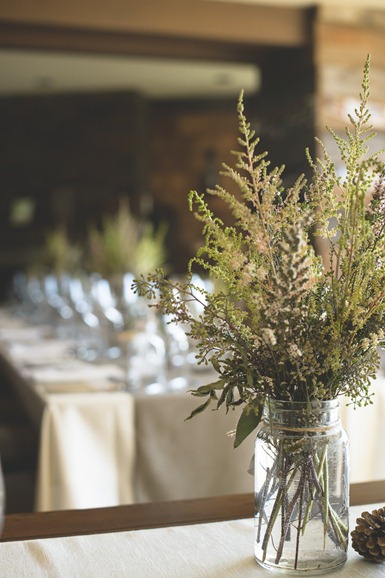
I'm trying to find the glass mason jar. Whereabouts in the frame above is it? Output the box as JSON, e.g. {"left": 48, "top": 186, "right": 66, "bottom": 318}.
{"left": 254, "top": 399, "right": 349, "bottom": 575}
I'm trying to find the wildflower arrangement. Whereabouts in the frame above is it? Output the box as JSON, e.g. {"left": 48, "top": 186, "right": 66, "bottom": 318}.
{"left": 134, "top": 55, "right": 385, "bottom": 446}
{"left": 134, "top": 56, "right": 385, "bottom": 571}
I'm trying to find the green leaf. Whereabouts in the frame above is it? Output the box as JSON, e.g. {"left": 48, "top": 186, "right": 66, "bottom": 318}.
{"left": 185, "top": 393, "right": 214, "bottom": 421}
{"left": 234, "top": 403, "right": 263, "bottom": 448}
{"left": 188, "top": 380, "right": 225, "bottom": 397}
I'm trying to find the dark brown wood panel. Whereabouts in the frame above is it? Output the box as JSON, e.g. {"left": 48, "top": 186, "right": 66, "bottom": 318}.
{"left": 0, "top": 494, "right": 254, "bottom": 543}
{"left": 0, "top": 91, "right": 148, "bottom": 273}
{"left": 0, "top": 1, "right": 312, "bottom": 49}
{"left": 1, "top": 481, "right": 384, "bottom": 543}
{"left": 0, "top": 23, "right": 268, "bottom": 63}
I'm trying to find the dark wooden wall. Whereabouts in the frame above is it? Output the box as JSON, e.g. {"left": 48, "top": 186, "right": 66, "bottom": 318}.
{"left": 258, "top": 48, "right": 316, "bottom": 185}
{"left": 0, "top": 45, "right": 316, "bottom": 295}
{"left": 0, "top": 91, "right": 148, "bottom": 294}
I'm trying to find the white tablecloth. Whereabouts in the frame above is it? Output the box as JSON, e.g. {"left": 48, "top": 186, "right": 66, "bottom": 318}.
{"left": 1, "top": 504, "right": 384, "bottom": 578}
{"left": 341, "top": 383, "right": 385, "bottom": 483}
{"left": 0, "top": 312, "right": 255, "bottom": 511}
{"left": 134, "top": 390, "right": 254, "bottom": 503}
{"left": 1, "top": 308, "right": 385, "bottom": 512}
{"left": 31, "top": 372, "right": 385, "bottom": 511}
{"left": 34, "top": 386, "right": 254, "bottom": 511}
{"left": 35, "top": 392, "right": 135, "bottom": 511}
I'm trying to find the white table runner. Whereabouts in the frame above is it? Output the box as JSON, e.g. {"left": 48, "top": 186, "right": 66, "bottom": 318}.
{"left": 1, "top": 504, "right": 384, "bottom": 578}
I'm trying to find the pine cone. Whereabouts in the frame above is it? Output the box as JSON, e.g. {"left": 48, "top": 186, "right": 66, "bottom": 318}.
{"left": 351, "top": 507, "right": 385, "bottom": 562}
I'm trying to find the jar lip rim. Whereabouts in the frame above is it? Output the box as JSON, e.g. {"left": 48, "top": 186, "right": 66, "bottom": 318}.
{"left": 265, "top": 398, "right": 339, "bottom": 409}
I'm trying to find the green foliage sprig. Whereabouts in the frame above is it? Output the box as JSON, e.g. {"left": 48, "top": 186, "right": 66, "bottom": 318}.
{"left": 87, "top": 200, "right": 167, "bottom": 278}
{"left": 134, "top": 55, "right": 385, "bottom": 446}
{"left": 35, "top": 227, "right": 83, "bottom": 276}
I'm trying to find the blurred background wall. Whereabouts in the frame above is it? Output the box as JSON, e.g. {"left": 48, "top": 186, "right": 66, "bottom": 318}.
{"left": 0, "top": 1, "right": 384, "bottom": 296}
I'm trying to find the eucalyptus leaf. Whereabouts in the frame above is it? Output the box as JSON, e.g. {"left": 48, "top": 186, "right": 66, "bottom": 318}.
{"left": 234, "top": 403, "right": 263, "bottom": 448}
{"left": 188, "top": 380, "right": 225, "bottom": 397}
{"left": 185, "top": 393, "right": 214, "bottom": 421}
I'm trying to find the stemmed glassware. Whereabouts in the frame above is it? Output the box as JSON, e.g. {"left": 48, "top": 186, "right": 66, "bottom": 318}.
{"left": 8, "top": 268, "right": 214, "bottom": 394}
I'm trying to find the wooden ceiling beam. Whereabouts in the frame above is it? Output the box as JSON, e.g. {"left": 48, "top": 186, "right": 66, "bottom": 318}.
{"left": 0, "top": 0, "right": 313, "bottom": 58}
{"left": 0, "top": 22, "right": 292, "bottom": 64}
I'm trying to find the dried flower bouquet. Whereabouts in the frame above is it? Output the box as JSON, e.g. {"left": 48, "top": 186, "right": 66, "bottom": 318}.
{"left": 134, "top": 56, "right": 385, "bottom": 569}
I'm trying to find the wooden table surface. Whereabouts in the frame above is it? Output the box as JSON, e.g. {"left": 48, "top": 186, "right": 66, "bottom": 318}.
{"left": 1, "top": 480, "right": 385, "bottom": 543}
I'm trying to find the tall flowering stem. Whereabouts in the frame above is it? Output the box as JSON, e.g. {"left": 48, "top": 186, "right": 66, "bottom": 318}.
{"left": 134, "top": 55, "right": 385, "bottom": 447}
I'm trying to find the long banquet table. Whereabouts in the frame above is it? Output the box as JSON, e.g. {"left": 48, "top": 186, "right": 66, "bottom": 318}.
{"left": 1, "top": 307, "right": 385, "bottom": 513}
{"left": 0, "top": 310, "right": 255, "bottom": 511}
{"left": 1, "top": 482, "right": 385, "bottom": 577}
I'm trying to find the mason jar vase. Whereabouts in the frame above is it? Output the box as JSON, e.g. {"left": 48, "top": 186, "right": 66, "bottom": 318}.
{"left": 254, "top": 399, "right": 349, "bottom": 575}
